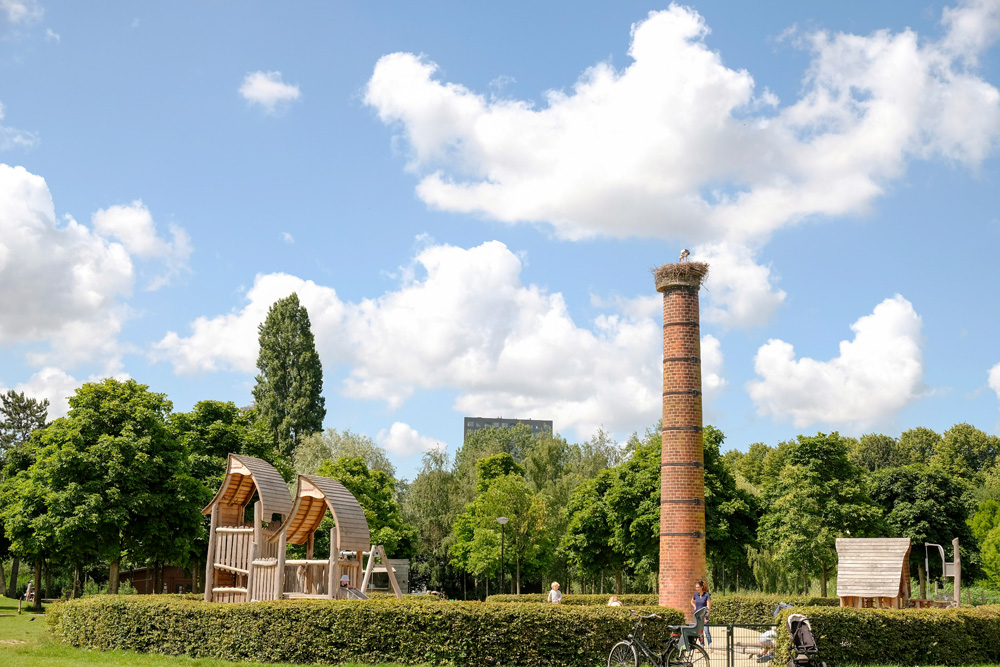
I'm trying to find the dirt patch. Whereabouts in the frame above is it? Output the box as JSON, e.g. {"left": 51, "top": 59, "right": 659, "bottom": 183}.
{"left": 0, "top": 640, "right": 27, "bottom": 645}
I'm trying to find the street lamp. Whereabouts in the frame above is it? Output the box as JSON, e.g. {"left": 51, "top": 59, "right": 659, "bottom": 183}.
{"left": 497, "top": 517, "right": 509, "bottom": 595}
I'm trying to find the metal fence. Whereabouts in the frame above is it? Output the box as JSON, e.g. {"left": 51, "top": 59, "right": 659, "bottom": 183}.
{"left": 701, "top": 624, "right": 777, "bottom": 667}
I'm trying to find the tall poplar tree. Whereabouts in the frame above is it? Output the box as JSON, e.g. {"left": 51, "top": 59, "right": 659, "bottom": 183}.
{"left": 252, "top": 293, "right": 326, "bottom": 458}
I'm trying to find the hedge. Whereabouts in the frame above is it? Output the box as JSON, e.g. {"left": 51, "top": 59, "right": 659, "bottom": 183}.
{"left": 51, "top": 595, "right": 685, "bottom": 667}
{"left": 486, "top": 593, "right": 838, "bottom": 624}
{"left": 775, "top": 605, "right": 1000, "bottom": 666}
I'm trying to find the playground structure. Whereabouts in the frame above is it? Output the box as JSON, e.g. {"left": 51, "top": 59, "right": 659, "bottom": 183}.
{"left": 836, "top": 537, "right": 961, "bottom": 609}
{"left": 203, "top": 454, "right": 402, "bottom": 603}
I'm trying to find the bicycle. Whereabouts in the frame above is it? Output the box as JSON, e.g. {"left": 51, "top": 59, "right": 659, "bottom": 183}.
{"left": 608, "top": 608, "right": 710, "bottom": 667}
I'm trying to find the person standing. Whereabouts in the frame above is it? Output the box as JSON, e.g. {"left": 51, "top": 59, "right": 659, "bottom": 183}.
{"left": 547, "top": 581, "right": 562, "bottom": 603}
{"left": 691, "top": 580, "right": 712, "bottom": 646}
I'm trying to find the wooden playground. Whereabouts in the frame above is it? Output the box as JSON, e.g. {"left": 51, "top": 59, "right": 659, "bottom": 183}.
{"left": 203, "top": 454, "right": 403, "bottom": 603}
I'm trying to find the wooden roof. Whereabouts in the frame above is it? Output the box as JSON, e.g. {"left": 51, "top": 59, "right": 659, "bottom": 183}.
{"left": 202, "top": 454, "right": 293, "bottom": 519}
{"left": 272, "top": 474, "right": 371, "bottom": 552}
{"left": 836, "top": 537, "right": 911, "bottom": 598}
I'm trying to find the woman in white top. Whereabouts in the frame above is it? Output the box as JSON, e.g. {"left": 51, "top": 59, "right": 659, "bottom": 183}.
{"left": 547, "top": 581, "right": 562, "bottom": 603}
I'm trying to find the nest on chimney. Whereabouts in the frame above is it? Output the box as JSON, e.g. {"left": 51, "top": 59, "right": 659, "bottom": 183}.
{"left": 652, "top": 261, "right": 709, "bottom": 288}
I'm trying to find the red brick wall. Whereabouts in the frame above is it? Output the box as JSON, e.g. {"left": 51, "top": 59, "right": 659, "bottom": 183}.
{"left": 657, "top": 282, "right": 706, "bottom": 616}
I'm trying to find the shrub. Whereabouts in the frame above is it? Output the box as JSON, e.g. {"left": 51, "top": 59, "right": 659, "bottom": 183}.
{"left": 775, "top": 605, "right": 1000, "bottom": 666}
{"left": 52, "top": 595, "right": 685, "bottom": 667}
{"left": 486, "top": 593, "right": 837, "bottom": 624}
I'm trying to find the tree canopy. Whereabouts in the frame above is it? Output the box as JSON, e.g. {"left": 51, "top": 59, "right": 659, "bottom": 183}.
{"left": 252, "top": 293, "right": 326, "bottom": 458}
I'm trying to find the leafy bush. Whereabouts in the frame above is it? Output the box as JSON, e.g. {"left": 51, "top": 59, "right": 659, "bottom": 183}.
{"left": 52, "top": 595, "right": 685, "bottom": 667}
{"left": 486, "top": 593, "right": 837, "bottom": 624}
{"left": 775, "top": 605, "right": 1000, "bottom": 666}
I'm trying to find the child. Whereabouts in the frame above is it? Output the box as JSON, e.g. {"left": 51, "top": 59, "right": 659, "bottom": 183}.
{"left": 607, "top": 594, "right": 622, "bottom": 607}
{"left": 547, "top": 581, "right": 562, "bottom": 603}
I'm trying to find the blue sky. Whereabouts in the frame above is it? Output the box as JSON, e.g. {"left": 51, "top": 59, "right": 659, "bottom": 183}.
{"left": 1, "top": 1, "right": 999, "bottom": 480}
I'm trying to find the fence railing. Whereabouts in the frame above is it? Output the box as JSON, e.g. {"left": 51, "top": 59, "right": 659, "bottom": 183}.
{"left": 702, "top": 624, "right": 777, "bottom": 667}
{"left": 282, "top": 559, "right": 330, "bottom": 598}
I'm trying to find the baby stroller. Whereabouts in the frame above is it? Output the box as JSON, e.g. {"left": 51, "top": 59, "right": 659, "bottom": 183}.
{"left": 786, "top": 613, "right": 826, "bottom": 667}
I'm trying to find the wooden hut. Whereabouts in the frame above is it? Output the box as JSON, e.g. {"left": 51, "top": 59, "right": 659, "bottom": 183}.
{"left": 836, "top": 537, "right": 911, "bottom": 608}
{"left": 203, "top": 454, "right": 294, "bottom": 602}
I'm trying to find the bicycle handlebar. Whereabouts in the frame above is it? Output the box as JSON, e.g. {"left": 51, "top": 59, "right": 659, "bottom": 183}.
{"left": 629, "top": 610, "right": 662, "bottom": 620}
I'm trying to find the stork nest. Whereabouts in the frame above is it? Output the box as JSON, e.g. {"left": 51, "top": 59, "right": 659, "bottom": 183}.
{"left": 652, "top": 261, "right": 709, "bottom": 289}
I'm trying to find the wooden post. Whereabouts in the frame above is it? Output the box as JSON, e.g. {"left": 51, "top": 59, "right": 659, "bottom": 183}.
{"left": 204, "top": 505, "right": 220, "bottom": 602}
{"left": 379, "top": 545, "right": 404, "bottom": 599}
{"left": 276, "top": 531, "right": 287, "bottom": 600}
{"left": 246, "top": 543, "right": 258, "bottom": 601}
{"left": 360, "top": 549, "right": 376, "bottom": 595}
{"left": 953, "top": 538, "right": 961, "bottom": 607}
{"left": 328, "top": 527, "right": 339, "bottom": 599}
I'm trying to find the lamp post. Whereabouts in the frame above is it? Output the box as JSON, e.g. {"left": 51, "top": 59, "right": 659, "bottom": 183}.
{"left": 497, "top": 517, "right": 509, "bottom": 595}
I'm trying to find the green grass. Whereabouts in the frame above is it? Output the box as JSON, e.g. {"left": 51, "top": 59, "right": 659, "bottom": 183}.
{"left": 0, "top": 595, "right": 424, "bottom": 667}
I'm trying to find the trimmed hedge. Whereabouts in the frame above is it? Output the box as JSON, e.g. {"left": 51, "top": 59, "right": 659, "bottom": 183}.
{"left": 486, "top": 593, "right": 837, "bottom": 624}
{"left": 51, "top": 594, "right": 685, "bottom": 667}
{"left": 775, "top": 605, "right": 1000, "bottom": 666}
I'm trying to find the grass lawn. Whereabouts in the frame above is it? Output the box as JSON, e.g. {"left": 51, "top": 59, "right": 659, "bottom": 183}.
{"left": 0, "top": 594, "right": 420, "bottom": 667}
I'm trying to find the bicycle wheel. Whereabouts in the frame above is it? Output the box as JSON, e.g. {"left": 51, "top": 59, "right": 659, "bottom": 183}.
{"left": 608, "top": 641, "right": 639, "bottom": 667}
{"left": 664, "top": 644, "right": 710, "bottom": 667}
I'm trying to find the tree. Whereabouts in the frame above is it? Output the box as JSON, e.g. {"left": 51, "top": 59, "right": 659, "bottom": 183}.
{"left": 757, "top": 432, "right": 883, "bottom": 596}
{"left": 316, "top": 456, "right": 415, "bottom": 558}
{"left": 450, "top": 467, "right": 548, "bottom": 594}
{"left": 849, "top": 433, "right": 909, "bottom": 472}
{"left": 453, "top": 423, "right": 535, "bottom": 505}
{"left": 253, "top": 293, "right": 326, "bottom": 458}
{"left": 899, "top": 427, "right": 941, "bottom": 466}
{"left": 604, "top": 431, "right": 661, "bottom": 582}
{"left": 400, "top": 448, "right": 459, "bottom": 594}
{"left": 868, "top": 464, "right": 974, "bottom": 598}
{"left": 0, "top": 389, "right": 49, "bottom": 598}
{"left": 295, "top": 428, "right": 395, "bottom": 478}
{"left": 931, "top": 423, "right": 1000, "bottom": 480}
{"left": 563, "top": 469, "right": 623, "bottom": 591}
{"left": 66, "top": 379, "right": 201, "bottom": 593}
{"left": 703, "top": 426, "right": 759, "bottom": 592}
{"left": 0, "top": 390, "right": 50, "bottom": 463}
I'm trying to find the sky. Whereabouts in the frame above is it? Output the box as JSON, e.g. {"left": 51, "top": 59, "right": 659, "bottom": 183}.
{"left": 1, "top": 0, "right": 999, "bottom": 480}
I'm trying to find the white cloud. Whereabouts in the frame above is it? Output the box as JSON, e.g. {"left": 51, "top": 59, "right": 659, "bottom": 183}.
{"left": 153, "top": 240, "right": 677, "bottom": 440}
{"left": 989, "top": 362, "right": 1000, "bottom": 405}
{"left": 701, "top": 334, "right": 727, "bottom": 403}
{"left": 376, "top": 422, "right": 444, "bottom": 457}
{"left": 281, "top": 232, "right": 294, "bottom": 244}
{"left": 0, "top": 101, "right": 39, "bottom": 151}
{"left": 44, "top": 27, "right": 58, "bottom": 42}
{"left": 92, "top": 200, "right": 191, "bottom": 289}
{"left": 0, "top": 0, "right": 42, "bottom": 24}
{"left": 365, "top": 1, "right": 1000, "bottom": 326}
{"left": 240, "top": 71, "right": 301, "bottom": 114}
{"left": 0, "top": 164, "right": 133, "bottom": 367}
{"left": 693, "top": 242, "right": 786, "bottom": 328}
{"left": 6, "top": 367, "right": 79, "bottom": 420}
{"left": 747, "top": 295, "right": 924, "bottom": 430}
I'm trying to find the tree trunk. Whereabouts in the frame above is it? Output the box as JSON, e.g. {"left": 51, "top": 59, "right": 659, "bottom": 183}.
{"left": 44, "top": 560, "right": 52, "bottom": 599}
{"left": 109, "top": 556, "right": 121, "bottom": 595}
{"left": 7, "top": 557, "right": 19, "bottom": 598}
{"left": 615, "top": 568, "right": 623, "bottom": 595}
{"left": 0, "top": 557, "right": 6, "bottom": 594}
{"left": 516, "top": 558, "right": 521, "bottom": 594}
{"left": 33, "top": 560, "right": 42, "bottom": 610}
{"left": 73, "top": 564, "right": 81, "bottom": 599}
{"left": 820, "top": 565, "right": 828, "bottom": 598}
{"left": 918, "top": 563, "right": 926, "bottom": 600}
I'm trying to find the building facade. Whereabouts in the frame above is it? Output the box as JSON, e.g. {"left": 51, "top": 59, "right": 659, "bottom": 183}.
{"left": 463, "top": 417, "right": 553, "bottom": 439}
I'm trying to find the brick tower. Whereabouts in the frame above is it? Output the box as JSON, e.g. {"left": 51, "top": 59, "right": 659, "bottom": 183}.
{"left": 654, "top": 261, "right": 709, "bottom": 615}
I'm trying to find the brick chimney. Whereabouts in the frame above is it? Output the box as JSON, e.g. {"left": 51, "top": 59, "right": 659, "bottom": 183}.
{"left": 654, "top": 261, "right": 709, "bottom": 616}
